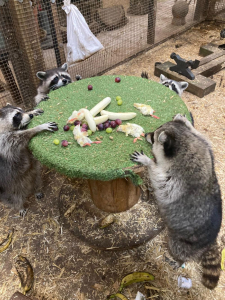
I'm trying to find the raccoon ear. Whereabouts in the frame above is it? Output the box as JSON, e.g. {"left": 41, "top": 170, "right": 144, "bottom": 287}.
{"left": 158, "top": 131, "right": 175, "bottom": 157}
{"left": 160, "top": 74, "right": 167, "bottom": 82}
{"left": 61, "top": 63, "right": 68, "bottom": 72}
{"left": 158, "top": 131, "right": 168, "bottom": 144}
{"left": 180, "top": 82, "right": 188, "bottom": 90}
{"left": 36, "top": 71, "right": 47, "bottom": 80}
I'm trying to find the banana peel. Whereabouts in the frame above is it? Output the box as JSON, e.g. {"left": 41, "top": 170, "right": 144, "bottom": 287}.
{"left": 107, "top": 293, "right": 128, "bottom": 300}
{"left": 0, "top": 229, "right": 14, "bottom": 253}
{"left": 119, "top": 272, "right": 154, "bottom": 292}
{"left": 15, "top": 255, "right": 34, "bottom": 295}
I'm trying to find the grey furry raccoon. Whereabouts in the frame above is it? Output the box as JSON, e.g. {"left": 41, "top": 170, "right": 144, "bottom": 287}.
{"left": 131, "top": 114, "right": 222, "bottom": 289}
{"left": 141, "top": 72, "right": 188, "bottom": 97}
{"left": 34, "top": 63, "right": 81, "bottom": 105}
{"left": 0, "top": 104, "right": 58, "bottom": 216}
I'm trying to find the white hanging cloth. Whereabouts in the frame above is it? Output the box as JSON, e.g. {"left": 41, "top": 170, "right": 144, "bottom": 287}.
{"left": 62, "top": 0, "right": 104, "bottom": 64}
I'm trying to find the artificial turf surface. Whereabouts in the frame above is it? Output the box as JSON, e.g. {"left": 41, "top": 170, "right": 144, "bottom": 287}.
{"left": 29, "top": 75, "right": 191, "bottom": 184}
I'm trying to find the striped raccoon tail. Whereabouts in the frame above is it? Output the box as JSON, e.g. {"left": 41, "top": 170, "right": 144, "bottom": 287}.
{"left": 201, "top": 243, "right": 221, "bottom": 289}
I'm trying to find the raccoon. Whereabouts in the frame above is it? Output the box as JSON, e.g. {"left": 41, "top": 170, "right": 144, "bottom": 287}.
{"left": 0, "top": 104, "right": 58, "bottom": 216}
{"left": 141, "top": 72, "right": 188, "bottom": 97}
{"left": 131, "top": 114, "right": 222, "bottom": 289}
{"left": 34, "top": 63, "right": 81, "bottom": 105}
{"left": 159, "top": 74, "right": 188, "bottom": 96}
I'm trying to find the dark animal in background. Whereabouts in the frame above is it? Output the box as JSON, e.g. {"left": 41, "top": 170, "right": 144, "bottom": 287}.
{"left": 0, "top": 104, "right": 58, "bottom": 216}
{"left": 34, "top": 63, "right": 81, "bottom": 105}
{"left": 131, "top": 114, "right": 222, "bottom": 289}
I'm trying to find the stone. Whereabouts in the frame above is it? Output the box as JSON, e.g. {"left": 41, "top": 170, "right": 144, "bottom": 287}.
{"left": 172, "top": 1, "right": 189, "bottom": 26}
{"left": 96, "top": 5, "right": 128, "bottom": 31}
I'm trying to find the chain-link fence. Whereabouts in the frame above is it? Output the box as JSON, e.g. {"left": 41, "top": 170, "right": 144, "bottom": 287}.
{"left": 0, "top": 0, "right": 224, "bottom": 108}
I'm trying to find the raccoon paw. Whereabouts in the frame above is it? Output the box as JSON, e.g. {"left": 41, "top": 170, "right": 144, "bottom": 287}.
{"left": 130, "top": 151, "right": 151, "bottom": 166}
{"left": 164, "top": 256, "right": 183, "bottom": 270}
{"left": 39, "top": 122, "right": 58, "bottom": 132}
{"left": 42, "top": 95, "right": 49, "bottom": 101}
{"left": 33, "top": 109, "right": 44, "bottom": 116}
{"left": 173, "top": 113, "right": 188, "bottom": 123}
{"left": 35, "top": 192, "right": 44, "bottom": 200}
{"left": 173, "top": 113, "right": 193, "bottom": 129}
{"left": 75, "top": 74, "right": 82, "bottom": 81}
{"left": 19, "top": 208, "right": 27, "bottom": 218}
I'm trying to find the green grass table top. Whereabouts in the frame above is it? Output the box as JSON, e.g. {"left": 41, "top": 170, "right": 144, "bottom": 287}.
{"left": 29, "top": 75, "right": 190, "bottom": 184}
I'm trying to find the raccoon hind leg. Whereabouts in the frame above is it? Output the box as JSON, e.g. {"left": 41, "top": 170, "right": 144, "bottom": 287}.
{"left": 168, "top": 235, "right": 195, "bottom": 264}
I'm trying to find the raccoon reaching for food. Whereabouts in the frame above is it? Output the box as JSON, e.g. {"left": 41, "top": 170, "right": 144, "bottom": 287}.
{"left": 141, "top": 72, "right": 188, "bottom": 97}
{"left": 34, "top": 63, "right": 81, "bottom": 105}
{"left": 131, "top": 114, "right": 222, "bottom": 289}
{"left": 0, "top": 104, "right": 58, "bottom": 216}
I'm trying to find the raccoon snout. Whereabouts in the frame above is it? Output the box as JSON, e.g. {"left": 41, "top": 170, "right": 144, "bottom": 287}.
{"left": 29, "top": 114, "right": 34, "bottom": 119}
{"left": 62, "top": 79, "right": 67, "bottom": 84}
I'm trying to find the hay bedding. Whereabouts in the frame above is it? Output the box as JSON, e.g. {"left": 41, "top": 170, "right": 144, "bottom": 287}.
{"left": 0, "top": 21, "right": 225, "bottom": 300}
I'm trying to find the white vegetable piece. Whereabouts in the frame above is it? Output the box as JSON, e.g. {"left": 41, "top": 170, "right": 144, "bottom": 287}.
{"left": 94, "top": 115, "right": 109, "bottom": 125}
{"left": 89, "top": 97, "right": 111, "bottom": 116}
{"left": 67, "top": 109, "right": 85, "bottom": 124}
{"left": 100, "top": 110, "right": 137, "bottom": 121}
{"left": 83, "top": 109, "right": 97, "bottom": 132}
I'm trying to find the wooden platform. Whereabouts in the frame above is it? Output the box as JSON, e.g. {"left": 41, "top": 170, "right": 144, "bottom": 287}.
{"left": 154, "top": 43, "right": 225, "bottom": 98}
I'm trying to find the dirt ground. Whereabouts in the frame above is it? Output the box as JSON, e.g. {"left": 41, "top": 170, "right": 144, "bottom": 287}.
{"left": 0, "top": 21, "right": 225, "bottom": 300}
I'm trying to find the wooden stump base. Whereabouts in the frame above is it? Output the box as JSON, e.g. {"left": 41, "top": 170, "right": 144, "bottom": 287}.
{"left": 88, "top": 176, "right": 141, "bottom": 213}
{"left": 58, "top": 177, "right": 164, "bottom": 250}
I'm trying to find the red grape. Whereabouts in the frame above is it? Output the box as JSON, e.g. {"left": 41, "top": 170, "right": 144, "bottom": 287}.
{"left": 115, "top": 77, "right": 121, "bottom": 83}
{"left": 61, "top": 140, "right": 68, "bottom": 147}
{"left": 74, "top": 120, "right": 81, "bottom": 126}
{"left": 81, "top": 127, "right": 87, "bottom": 132}
{"left": 104, "top": 122, "right": 111, "bottom": 129}
{"left": 115, "top": 119, "right": 122, "bottom": 125}
{"left": 97, "top": 123, "right": 104, "bottom": 131}
{"left": 88, "top": 85, "right": 93, "bottom": 90}
{"left": 63, "top": 125, "right": 70, "bottom": 131}
{"left": 53, "top": 125, "right": 58, "bottom": 131}
{"left": 110, "top": 121, "right": 117, "bottom": 128}
{"left": 82, "top": 123, "right": 89, "bottom": 129}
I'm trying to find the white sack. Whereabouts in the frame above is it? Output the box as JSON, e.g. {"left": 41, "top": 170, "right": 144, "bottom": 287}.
{"left": 62, "top": 0, "right": 103, "bottom": 64}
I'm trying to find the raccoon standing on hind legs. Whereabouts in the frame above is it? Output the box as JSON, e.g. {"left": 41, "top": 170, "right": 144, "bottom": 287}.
{"left": 34, "top": 63, "right": 81, "bottom": 105}
{"left": 131, "top": 114, "right": 222, "bottom": 289}
{"left": 0, "top": 105, "right": 58, "bottom": 217}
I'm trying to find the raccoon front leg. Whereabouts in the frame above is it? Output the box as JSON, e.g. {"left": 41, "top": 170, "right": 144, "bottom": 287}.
{"left": 34, "top": 93, "right": 49, "bottom": 105}
{"left": 130, "top": 151, "right": 153, "bottom": 167}
{"left": 18, "top": 122, "right": 58, "bottom": 142}
{"left": 28, "top": 108, "right": 44, "bottom": 116}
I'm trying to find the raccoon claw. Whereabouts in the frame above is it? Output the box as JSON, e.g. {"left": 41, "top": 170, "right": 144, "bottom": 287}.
{"left": 48, "top": 122, "right": 58, "bottom": 132}
{"left": 35, "top": 192, "right": 44, "bottom": 200}
{"left": 130, "top": 151, "right": 151, "bottom": 166}
{"left": 19, "top": 209, "right": 27, "bottom": 218}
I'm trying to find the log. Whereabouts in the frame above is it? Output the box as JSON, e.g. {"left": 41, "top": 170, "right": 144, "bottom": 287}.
{"left": 88, "top": 167, "right": 144, "bottom": 213}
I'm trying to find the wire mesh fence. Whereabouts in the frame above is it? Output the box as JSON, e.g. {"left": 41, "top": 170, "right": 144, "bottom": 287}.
{"left": 0, "top": 0, "right": 224, "bottom": 108}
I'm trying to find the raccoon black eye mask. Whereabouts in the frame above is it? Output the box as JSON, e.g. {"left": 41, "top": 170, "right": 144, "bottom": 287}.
{"left": 141, "top": 72, "right": 188, "bottom": 97}
{"left": 34, "top": 63, "right": 81, "bottom": 105}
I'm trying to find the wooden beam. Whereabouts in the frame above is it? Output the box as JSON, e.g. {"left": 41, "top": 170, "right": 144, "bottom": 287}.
{"left": 154, "top": 61, "right": 216, "bottom": 98}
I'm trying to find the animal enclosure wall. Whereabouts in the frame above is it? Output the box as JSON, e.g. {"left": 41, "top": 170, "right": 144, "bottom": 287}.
{"left": 0, "top": 0, "right": 224, "bottom": 108}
